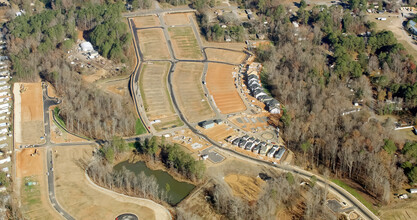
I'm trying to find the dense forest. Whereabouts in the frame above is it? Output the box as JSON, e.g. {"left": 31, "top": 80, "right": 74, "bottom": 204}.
{"left": 236, "top": 0, "right": 415, "bottom": 204}
{"left": 5, "top": 2, "right": 137, "bottom": 139}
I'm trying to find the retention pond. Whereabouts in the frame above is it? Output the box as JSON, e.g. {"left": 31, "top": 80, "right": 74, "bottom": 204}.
{"left": 114, "top": 160, "right": 195, "bottom": 205}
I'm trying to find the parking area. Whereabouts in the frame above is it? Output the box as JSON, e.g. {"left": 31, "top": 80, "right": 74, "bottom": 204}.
{"left": 201, "top": 146, "right": 225, "bottom": 164}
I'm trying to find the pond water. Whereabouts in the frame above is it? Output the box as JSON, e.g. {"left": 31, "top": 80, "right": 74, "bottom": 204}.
{"left": 114, "top": 160, "right": 195, "bottom": 205}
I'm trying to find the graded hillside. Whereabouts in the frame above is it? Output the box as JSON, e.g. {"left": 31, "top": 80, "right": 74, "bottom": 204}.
{"left": 206, "top": 63, "right": 246, "bottom": 114}
{"left": 133, "top": 15, "right": 160, "bottom": 28}
{"left": 168, "top": 26, "right": 203, "bottom": 60}
{"left": 139, "top": 61, "right": 182, "bottom": 131}
{"left": 205, "top": 48, "right": 247, "bottom": 65}
{"left": 137, "top": 29, "right": 171, "bottom": 60}
{"left": 172, "top": 62, "right": 214, "bottom": 123}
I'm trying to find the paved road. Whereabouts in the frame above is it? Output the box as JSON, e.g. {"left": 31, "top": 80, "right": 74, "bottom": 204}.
{"left": 127, "top": 5, "right": 379, "bottom": 220}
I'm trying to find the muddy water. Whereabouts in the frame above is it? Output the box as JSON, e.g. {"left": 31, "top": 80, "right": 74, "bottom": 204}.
{"left": 114, "top": 160, "right": 195, "bottom": 205}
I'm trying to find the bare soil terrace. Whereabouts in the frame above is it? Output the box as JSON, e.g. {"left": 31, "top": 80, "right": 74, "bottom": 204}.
{"left": 139, "top": 61, "right": 183, "bottom": 131}
{"left": 172, "top": 62, "right": 214, "bottom": 123}
{"left": 137, "top": 29, "right": 171, "bottom": 60}
{"left": 206, "top": 63, "right": 246, "bottom": 114}
{"left": 15, "top": 83, "right": 45, "bottom": 145}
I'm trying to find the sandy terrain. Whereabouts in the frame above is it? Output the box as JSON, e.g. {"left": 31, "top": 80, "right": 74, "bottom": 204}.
{"left": 15, "top": 83, "right": 45, "bottom": 145}
{"left": 168, "top": 26, "right": 203, "bottom": 60}
{"left": 172, "top": 62, "right": 214, "bottom": 123}
{"left": 139, "top": 61, "right": 182, "bottom": 131}
{"left": 54, "top": 146, "right": 170, "bottom": 220}
{"left": 137, "top": 29, "right": 171, "bottom": 60}
{"left": 13, "top": 83, "right": 22, "bottom": 143}
{"left": 198, "top": 124, "right": 237, "bottom": 143}
{"left": 224, "top": 174, "right": 264, "bottom": 201}
{"left": 46, "top": 82, "right": 57, "bottom": 98}
{"left": 206, "top": 63, "right": 246, "bottom": 114}
{"left": 82, "top": 68, "right": 108, "bottom": 83}
{"left": 133, "top": 15, "right": 160, "bottom": 28}
{"left": 98, "top": 77, "right": 130, "bottom": 97}
{"left": 16, "top": 148, "right": 44, "bottom": 178}
{"left": 164, "top": 13, "right": 192, "bottom": 26}
{"left": 16, "top": 148, "right": 62, "bottom": 219}
{"left": 205, "top": 48, "right": 247, "bottom": 64}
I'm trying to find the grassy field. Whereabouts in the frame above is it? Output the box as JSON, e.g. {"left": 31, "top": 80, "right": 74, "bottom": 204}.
{"left": 331, "top": 179, "right": 378, "bottom": 215}
{"left": 172, "top": 62, "right": 214, "bottom": 123}
{"left": 168, "top": 26, "right": 203, "bottom": 60}
{"left": 137, "top": 29, "right": 171, "bottom": 60}
{"left": 135, "top": 118, "right": 147, "bottom": 135}
{"left": 139, "top": 61, "right": 182, "bottom": 131}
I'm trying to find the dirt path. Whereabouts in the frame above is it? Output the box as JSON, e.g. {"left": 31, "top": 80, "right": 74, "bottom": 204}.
{"left": 54, "top": 146, "right": 171, "bottom": 220}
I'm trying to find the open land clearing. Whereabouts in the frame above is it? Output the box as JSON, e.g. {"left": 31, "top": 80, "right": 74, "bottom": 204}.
{"left": 137, "top": 29, "right": 171, "bottom": 60}
{"left": 368, "top": 12, "right": 417, "bottom": 58}
{"left": 380, "top": 196, "right": 417, "bottom": 220}
{"left": 14, "top": 82, "right": 45, "bottom": 145}
{"left": 16, "top": 148, "right": 62, "bottom": 219}
{"left": 224, "top": 174, "right": 264, "bottom": 201}
{"left": 133, "top": 15, "right": 160, "bottom": 28}
{"left": 172, "top": 62, "right": 214, "bottom": 123}
{"left": 202, "top": 40, "right": 247, "bottom": 51}
{"left": 139, "top": 61, "right": 183, "bottom": 131}
{"left": 205, "top": 48, "right": 247, "bottom": 64}
{"left": 164, "top": 13, "right": 192, "bottom": 26}
{"left": 97, "top": 77, "right": 130, "bottom": 97}
{"left": 206, "top": 63, "right": 246, "bottom": 114}
{"left": 168, "top": 26, "right": 203, "bottom": 60}
{"left": 54, "top": 145, "right": 170, "bottom": 220}
{"left": 198, "top": 124, "right": 237, "bottom": 143}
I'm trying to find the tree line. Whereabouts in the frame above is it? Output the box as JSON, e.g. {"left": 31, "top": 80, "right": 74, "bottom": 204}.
{"left": 248, "top": 0, "right": 412, "bottom": 205}
{"left": 201, "top": 173, "right": 336, "bottom": 220}
{"left": 133, "top": 136, "right": 206, "bottom": 181}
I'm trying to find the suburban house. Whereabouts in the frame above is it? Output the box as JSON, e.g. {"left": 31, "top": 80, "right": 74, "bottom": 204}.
{"left": 410, "top": 188, "right": 417, "bottom": 193}
{"left": 200, "top": 119, "right": 223, "bottom": 129}
{"left": 259, "top": 144, "right": 270, "bottom": 155}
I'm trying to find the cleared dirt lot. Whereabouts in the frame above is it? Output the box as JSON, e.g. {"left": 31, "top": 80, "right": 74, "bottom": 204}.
{"left": 137, "top": 29, "right": 171, "bottom": 60}
{"left": 139, "top": 61, "right": 183, "bottom": 131}
{"left": 15, "top": 83, "right": 45, "bottom": 145}
{"left": 164, "top": 13, "right": 192, "bottom": 26}
{"left": 53, "top": 145, "right": 170, "bottom": 220}
{"left": 224, "top": 174, "right": 264, "bottom": 201}
{"left": 205, "top": 48, "right": 247, "bottom": 64}
{"left": 172, "top": 62, "right": 214, "bottom": 123}
{"left": 380, "top": 197, "right": 417, "bottom": 220}
{"left": 206, "top": 63, "right": 246, "bottom": 114}
{"left": 202, "top": 40, "right": 247, "bottom": 51}
{"left": 168, "top": 26, "right": 203, "bottom": 60}
{"left": 133, "top": 15, "right": 160, "bottom": 28}
{"left": 16, "top": 148, "right": 62, "bottom": 219}
{"left": 198, "top": 124, "right": 237, "bottom": 143}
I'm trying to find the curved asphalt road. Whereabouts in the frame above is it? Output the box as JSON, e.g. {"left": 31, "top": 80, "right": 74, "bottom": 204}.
{"left": 128, "top": 9, "right": 379, "bottom": 220}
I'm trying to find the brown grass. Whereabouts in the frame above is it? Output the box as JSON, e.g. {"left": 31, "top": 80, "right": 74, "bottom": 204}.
{"left": 206, "top": 63, "right": 246, "bottom": 114}
{"left": 172, "top": 62, "right": 214, "bottom": 123}
{"left": 164, "top": 13, "right": 192, "bottom": 26}
{"left": 53, "top": 146, "right": 170, "bottom": 220}
{"left": 205, "top": 48, "right": 246, "bottom": 64}
{"left": 224, "top": 174, "right": 264, "bottom": 201}
{"left": 133, "top": 16, "right": 161, "bottom": 28}
{"left": 168, "top": 26, "right": 203, "bottom": 60}
{"left": 137, "top": 29, "right": 171, "bottom": 60}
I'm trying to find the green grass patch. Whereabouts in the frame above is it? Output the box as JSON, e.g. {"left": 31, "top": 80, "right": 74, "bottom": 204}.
{"left": 53, "top": 107, "right": 66, "bottom": 128}
{"left": 22, "top": 177, "right": 41, "bottom": 207}
{"left": 135, "top": 118, "right": 147, "bottom": 135}
{"left": 331, "top": 179, "right": 378, "bottom": 215}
